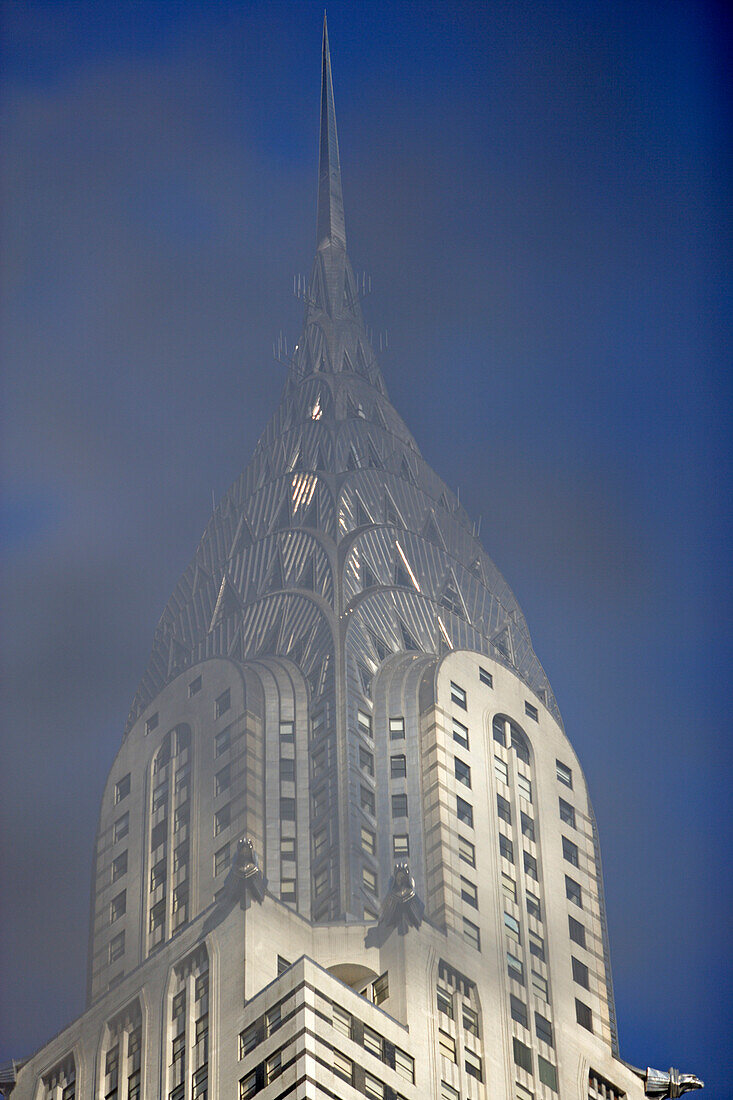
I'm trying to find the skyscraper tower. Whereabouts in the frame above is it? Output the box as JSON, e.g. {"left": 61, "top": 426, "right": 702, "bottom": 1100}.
{"left": 2, "top": 19, "right": 702, "bottom": 1100}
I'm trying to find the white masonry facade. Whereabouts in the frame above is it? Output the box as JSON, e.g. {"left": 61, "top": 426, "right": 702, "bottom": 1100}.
{"left": 4, "top": 19, "right": 699, "bottom": 1100}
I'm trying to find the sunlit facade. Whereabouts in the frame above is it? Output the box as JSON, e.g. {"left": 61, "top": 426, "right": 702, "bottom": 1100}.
{"left": 4, "top": 20, "right": 695, "bottom": 1100}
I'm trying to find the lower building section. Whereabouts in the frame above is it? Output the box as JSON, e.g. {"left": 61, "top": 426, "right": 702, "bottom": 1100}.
{"left": 9, "top": 887, "right": 645, "bottom": 1100}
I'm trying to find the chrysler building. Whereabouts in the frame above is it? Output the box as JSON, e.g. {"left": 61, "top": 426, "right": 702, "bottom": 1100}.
{"left": 1, "top": 19, "right": 702, "bottom": 1100}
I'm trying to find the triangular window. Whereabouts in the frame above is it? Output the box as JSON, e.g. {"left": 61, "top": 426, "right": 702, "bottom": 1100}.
{"left": 271, "top": 494, "right": 291, "bottom": 532}
{"left": 422, "top": 510, "right": 445, "bottom": 548}
{"left": 400, "top": 456, "right": 416, "bottom": 486}
{"left": 384, "top": 489, "right": 404, "bottom": 528}
{"left": 257, "top": 618, "right": 281, "bottom": 657}
{"left": 362, "top": 561, "right": 378, "bottom": 590}
{"left": 369, "top": 630, "right": 391, "bottom": 662}
{"left": 266, "top": 550, "right": 286, "bottom": 592}
{"left": 399, "top": 620, "right": 420, "bottom": 652}
{"left": 439, "top": 570, "right": 466, "bottom": 619}
{"left": 228, "top": 511, "right": 254, "bottom": 559}
{"left": 355, "top": 340, "right": 370, "bottom": 379}
{"left": 492, "top": 625, "right": 513, "bottom": 662}
{"left": 374, "top": 403, "right": 389, "bottom": 432}
{"left": 209, "top": 575, "right": 240, "bottom": 632}
{"left": 346, "top": 446, "right": 361, "bottom": 471}
{"left": 298, "top": 557, "right": 316, "bottom": 592}
{"left": 367, "top": 438, "right": 382, "bottom": 469}
{"left": 342, "top": 349, "right": 354, "bottom": 374}
{"left": 355, "top": 494, "right": 372, "bottom": 527}
{"left": 358, "top": 664, "right": 373, "bottom": 698}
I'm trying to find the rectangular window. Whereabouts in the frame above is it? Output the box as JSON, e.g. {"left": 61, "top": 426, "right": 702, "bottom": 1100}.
{"left": 513, "top": 1037, "right": 533, "bottom": 1074}
{"left": 454, "top": 757, "right": 471, "bottom": 788}
{"left": 450, "top": 681, "right": 467, "bottom": 709}
{"left": 150, "top": 858, "right": 166, "bottom": 891}
{"left": 392, "top": 793, "right": 408, "bottom": 817}
{"left": 214, "top": 728, "right": 231, "bottom": 757}
{"left": 459, "top": 835, "right": 476, "bottom": 867}
{"left": 172, "top": 883, "right": 187, "bottom": 915}
{"left": 531, "top": 970, "right": 549, "bottom": 1001}
{"left": 239, "top": 1072, "right": 257, "bottom": 1099}
{"left": 109, "top": 931, "right": 125, "bottom": 962}
{"left": 214, "top": 765, "right": 230, "bottom": 796}
{"left": 364, "top": 1073, "right": 384, "bottom": 1100}
{"left": 566, "top": 875, "right": 583, "bottom": 908}
{"left": 395, "top": 1048, "right": 415, "bottom": 1083}
{"left": 390, "top": 753, "right": 407, "bottom": 778}
{"left": 333, "top": 1051, "right": 353, "bottom": 1084}
{"left": 572, "top": 956, "right": 590, "bottom": 989}
{"left": 507, "top": 950, "right": 524, "bottom": 983}
{"left": 280, "top": 877, "right": 296, "bottom": 901}
{"left": 452, "top": 718, "right": 469, "bottom": 749}
{"left": 500, "top": 834, "right": 514, "bottom": 863}
{"left": 314, "top": 867, "right": 328, "bottom": 896}
{"left": 111, "top": 851, "right": 128, "bottom": 882}
{"left": 312, "top": 747, "right": 326, "bottom": 778}
{"left": 437, "top": 986, "right": 453, "bottom": 1017}
{"left": 559, "top": 797, "right": 576, "bottom": 827}
{"left": 497, "top": 794, "right": 512, "bottom": 823}
{"left": 277, "top": 955, "right": 290, "bottom": 975}
{"left": 266, "top": 1004, "right": 281, "bottom": 1035}
{"left": 114, "top": 814, "right": 129, "bottom": 843}
{"left": 526, "top": 890, "right": 542, "bottom": 921}
{"left": 569, "top": 915, "right": 586, "bottom": 947}
{"left": 363, "top": 866, "right": 378, "bottom": 894}
{"left": 517, "top": 773, "right": 532, "bottom": 802}
{"left": 511, "top": 993, "right": 528, "bottom": 1028}
{"left": 173, "top": 841, "right": 188, "bottom": 873}
{"left": 238, "top": 1023, "right": 258, "bottom": 1058}
{"left": 463, "top": 1003, "right": 479, "bottom": 1037}
{"left": 521, "top": 812, "right": 535, "bottom": 841}
{"left": 357, "top": 708, "right": 373, "bottom": 738}
{"left": 556, "top": 759, "right": 573, "bottom": 788}
{"left": 175, "top": 765, "right": 189, "bottom": 795}
{"left": 172, "top": 990, "right": 186, "bottom": 1020}
{"left": 563, "top": 836, "right": 579, "bottom": 867}
{"left": 174, "top": 803, "right": 189, "bottom": 832}
{"left": 360, "top": 745, "right": 375, "bottom": 775}
{"left": 279, "top": 720, "right": 294, "bottom": 743}
{"left": 192, "top": 1067, "right": 208, "bottom": 1098}
{"left": 576, "top": 999, "right": 594, "bottom": 1032}
{"left": 441, "top": 1083, "right": 460, "bottom": 1100}
{"left": 465, "top": 1049, "right": 483, "bottom": 1081}
{"left": 215, "top": 689, "right": 230, "bottom": 718}
{"left": 188, "top": 675, "right": 202, "bottom": 697}
{"left": 332, "top": 1005, "right": 353, "bottom": 1038}
{"left": 529, "top": 933, "right": 545, "bottom": 962}
{"left": 525, "top": 701, "right": 539, "bottom": 721}
{"left": 279, "top": 796, "right": 296, "bottom": 820}
{"left": 535, "top": 1011, "right": 553, "bottom": 1046}
{"left": 538, "top": 1055, "right": 558, "bottom": 1092}
{"left": 149, "top": 898, "right": 165, "bottom": 931}
{"left": 460, "top": 877, "right": 478, "bottom": 908}
{"left": 361, "top": 825, "right": 376, "bottom": 855}
{"left": 523, "top": 851, "right": 538, "bottom": 880}
{"left": 361, "top": 786, "right": 376, "bottom": 816}
{"left": 453, "top": 794, "right": 472, "bottom": 828}
{"left": 504, "top": 912, "right": 521, "bottom": 942}
{"left": 372, "top": 972, "right": 389, "bottom": 1004}
{"left": 214, "top": 843, "right": 230, "bottom": 876}
{"left": 313, "top": 828, "right": 328, "bottom": 860}
{"left": 494, "top": 755, "right": 509, "bottom": 784}
{"left": 479, "top": 666, "right": 493, "bottom": 687}
{"left": 363, "top": 1025, "right": 382, "bottom": 1057}
{"left": 393, "top": 834, "right": 409, "bottom": 858}
{"left": 438, "top": 1029, "right": 457, "bottom": 1062}
{"left": 146, "top": 712, "right": 159, "bottom": 735}
{"left": 110, "top": 891, "right": 126, "bottom": 922}
{"left": 389, "top": 716, "right": 405, "bottom": 740}
{"left": 150, "top": 820, "right": 166, "bottom": 851}
{"left": 152, "top": 782, "right": 168, "bottom": 813}
{"left": 115, "top": 774, "right": 131, "bottom": 803}
{"left": 214, "top": 803, "right": 231, "bottom": 836}
{"left": 502, "top": 871, "right": 517, "bottom": 903}
{"left": 463, "top": 917, "right": 481, "bottom": 950}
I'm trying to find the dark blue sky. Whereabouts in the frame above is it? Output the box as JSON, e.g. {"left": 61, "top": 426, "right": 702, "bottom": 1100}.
{"left": 1, "top": 0, "right": 731, "bottom": 1092}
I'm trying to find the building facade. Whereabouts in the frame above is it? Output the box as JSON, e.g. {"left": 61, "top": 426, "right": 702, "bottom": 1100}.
{"left": 2, "top": 20, "right": 702, "bottom": 1100}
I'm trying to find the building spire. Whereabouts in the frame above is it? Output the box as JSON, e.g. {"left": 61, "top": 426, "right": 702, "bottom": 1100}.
{"left": 317, "top": 13, "right": 346, "bottom": 250}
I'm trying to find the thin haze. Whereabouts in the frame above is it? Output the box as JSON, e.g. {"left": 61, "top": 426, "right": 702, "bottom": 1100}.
{"left": 1, "top": 0, "right": 731, "bottom": 1093}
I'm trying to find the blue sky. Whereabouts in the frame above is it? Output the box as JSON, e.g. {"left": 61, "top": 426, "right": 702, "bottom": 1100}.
{"left": 1, "top": 0, "right": 731, "bottom": 1092}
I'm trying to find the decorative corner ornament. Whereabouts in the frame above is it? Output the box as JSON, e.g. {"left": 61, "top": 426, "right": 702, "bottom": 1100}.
{"left": 229, "top": 837, "right": 267, "bottom": 904}
{"left": 645, "top": 1067, "right": 704, "bottom": 1098}
{"left": 378, "top": 862, "right": 424, "bottom": 934}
